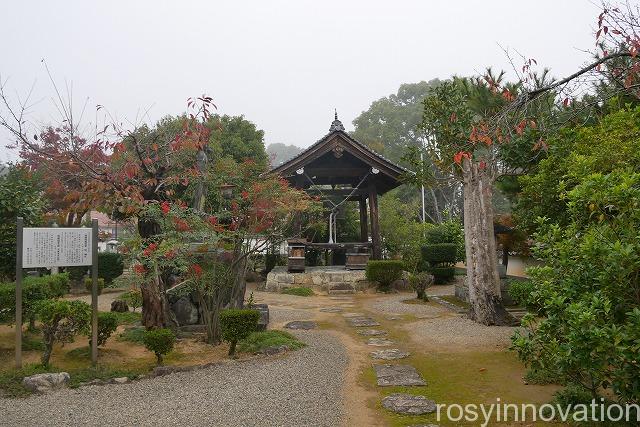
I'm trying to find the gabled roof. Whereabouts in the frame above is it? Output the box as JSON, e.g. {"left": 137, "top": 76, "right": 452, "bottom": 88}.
{"left": 271, "top": 115, "right": 411, "bottom": 192}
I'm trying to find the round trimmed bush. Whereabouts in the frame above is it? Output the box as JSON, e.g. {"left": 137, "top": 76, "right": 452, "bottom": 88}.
{"left": 97, "top": 252, "right": 124, "bottom": 285}
{"left": 219, "top": 308, "right": 260, "bottom": 356}
{"left": 89, "top": 312, "right": 118, "bottom": 347}
{"left": 365, "top": 260, "right": 404, "bottom": 292}
{"left": 143, "top": 328, "right": 176, "bottom": 365}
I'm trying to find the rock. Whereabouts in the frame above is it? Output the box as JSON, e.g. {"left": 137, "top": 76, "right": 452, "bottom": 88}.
{"left": 366, "top": 338, "right": 393, "bottom": 346}
{"left": 370, "top": 349, "right": 410, "bottom": 360}
{"left": 342, "top": 312, "right": 365, "bottom": 318}
{"left": 385, "top": 316, "right": 401, "bottom": 320}
{"left": 22, "top": 372, "right": 70, "bottom": 393}
{"left": 260, "top": 345, "right": 289, "bottom": 355}
{"left": 382, "top": 393, "right": 437, "bottom": 415}
{"left": 110, "top": 299, "right": 129, "bottom": 313}
{"left": 171, "top": 297, "right": 199, "bottom": 325}
{"left": 111, "top": 377, "right": 130, "bottom": 384}
{"left": 374, "top": 364, "right": 426, "bottom": 386}
{"left": 284, "top": 321, "right": 316, "bottom": 330}
{"left": 357, "top": 329, "right": 387, "bottom": 336}
{"left": 347, "top": 317, "right": 380, "bottom": 327}
{"left": 319, "top": 307, "right": 343, "bottom": 313}
{"left": 252, "top": 304, "right": 269, "bottom": 331}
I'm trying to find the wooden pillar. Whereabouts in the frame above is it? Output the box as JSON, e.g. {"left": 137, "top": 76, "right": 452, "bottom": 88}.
{"left": 368, "top": 182, "right": 381, "bottom": 259}
{"left": 359, "top": 197, "right": 368, "bottom": 243}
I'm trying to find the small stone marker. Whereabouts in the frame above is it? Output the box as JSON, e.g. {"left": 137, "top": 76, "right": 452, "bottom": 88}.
{"left": 284, "top": 321, "right": 317, "bottom": 330}
{"left": 374, "top": 364, "right": 426, "bottom": 386}
{"left": 319, "top": 307, "right": 343, "bottom": 313}
{"left": 382, "top": 393, "right": 437, "bottom": 415}
{"left": 366, "top": 338, "right": 394, "bottom": 346}
{"left": 347, "top": 317, "right": 380, "bottom": 327}
{"left": 357, "top": 329, "right": 387, "bottom": 336}
{"left": 370, "top": 349, "right": 410, "bottom": 360}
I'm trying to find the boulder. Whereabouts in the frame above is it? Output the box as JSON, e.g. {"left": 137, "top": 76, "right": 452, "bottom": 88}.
{"left": 171, "top": 297, "right": 199, "bottom": 325}
{"left": 22, "top": 372, "right": 70, "bottom": 394}
{"left": 110, "top": 299, "right": 129, "bottom": 313}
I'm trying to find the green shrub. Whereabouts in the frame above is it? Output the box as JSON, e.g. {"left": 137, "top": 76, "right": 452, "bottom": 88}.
{"left": 84, "top": 277, "right": 105, "bottom": 295}
{"left": 507, "top": 279, "right": 536, "bottom": 309}
{"left": 111, "top": 311, "right": 142, "bottom": 325}
{"left": 421, "top": 243, "right": 457, "bottom": 265}
{"left": 120, "top": 289, "right": 143, "bottom": 312}
{"left": 429, "top": 266, "right": 456, "bottom": 284}
{"left": 238, "top": 330, "right": 306, "bottom": 354}
{"left": 143, "top": 328, "right": 176, "bottom": 365}
{"left": 23, "top": 273, "right": 70, "bottom": 297}
{"left": 0, "top": 280, "right": 54, "bottom": 328}
{"left": 36, "top": 299, "right": 91, "bottom": 366}
{"left": 97, "top": 252, "right": 124, "bottom": 285}
{"left": 424, "top": 220, "right": 465, "bottom": 262}
{"left": 88, "top": 312, "right": 118, "bottom": 347}
{"left": 281, "top": 287, "right": 314, "bottom": 297}
{"left": 219, "top": 308, "right": 260, "bottom": 356}
{"left": 408, "top": 272, "right": 433, "bottom": 301}
{"left": 365, "top": 260, "right": 404, "bottom": 292}
{"left": 67, "top": 266, "right": 87, "bottom": 283}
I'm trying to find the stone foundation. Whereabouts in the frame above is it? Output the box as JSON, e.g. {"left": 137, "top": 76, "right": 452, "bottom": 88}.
{"left": 266, "top": 266, "right": 370, "bottom": 293}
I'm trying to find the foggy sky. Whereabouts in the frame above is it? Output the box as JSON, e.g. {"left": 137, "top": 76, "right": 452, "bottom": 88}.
{"left": 0, "top": 0, "right": 600, "bottom": 163}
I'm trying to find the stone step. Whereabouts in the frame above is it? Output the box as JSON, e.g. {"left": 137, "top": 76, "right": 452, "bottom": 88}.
{"left": 374, "top": 364, "right": 426, "bottom": 387}
{"left": 328, "top": 289, "right": 355, "bottom": 295}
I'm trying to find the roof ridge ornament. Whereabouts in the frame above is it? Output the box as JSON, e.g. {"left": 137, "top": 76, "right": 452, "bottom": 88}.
{"left": 329, "top": 109, "right": 345, "bottom": 132}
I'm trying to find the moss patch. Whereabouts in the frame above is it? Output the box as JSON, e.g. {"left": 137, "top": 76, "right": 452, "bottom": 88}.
{"left": 281, "top": 287, "right": 315, "bottom": 297}
{"left": 238, "top": 330, "right": 306, "bottom": 353}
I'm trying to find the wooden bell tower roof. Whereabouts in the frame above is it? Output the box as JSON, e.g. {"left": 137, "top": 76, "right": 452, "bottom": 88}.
{"left": 270, "top": 112, "right": 411, "bottom": 195}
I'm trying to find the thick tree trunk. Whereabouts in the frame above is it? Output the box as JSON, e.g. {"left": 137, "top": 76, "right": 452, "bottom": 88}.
{"left": 462, "top": 159, "right": 514, "bottom": 326}
{"left": 138, "top": 217, "right": 167, "bottom": 329}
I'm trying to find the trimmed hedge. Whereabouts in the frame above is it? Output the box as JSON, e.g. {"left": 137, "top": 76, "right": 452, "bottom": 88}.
{"left": 219, "top": 308, "right": 260, "bottom": 356}
{"left": 143, "top": 328, "right": 176, "bottom": 365}
{"left": 429, "top": 266, "right": 455, "bottom": 284}
{"left": 365, "top": 260, "right": 404, "bottom": 292}
{"left": 84, "top": 278, "right": 105, "bottom": 295}
{"left": 97, "top": 252, "right": 124, "bottom": 285}
{"left": 421, "top": 243, "right": 457, "bottom": 265}
{"left": 0, "top": 274, "right": 70, "bottom": 325}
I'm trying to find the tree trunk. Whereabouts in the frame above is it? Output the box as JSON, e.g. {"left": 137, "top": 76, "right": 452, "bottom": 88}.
{"left": 462, "top": 159, "right": 514, "bottom": 326}
{"left": 138, "top": 217, "right": 167, "bottom": 329}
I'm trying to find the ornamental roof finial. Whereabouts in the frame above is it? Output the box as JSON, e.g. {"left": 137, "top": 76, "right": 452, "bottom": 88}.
{"left": 329, "top": 109, "right": 345, "bottom": 132}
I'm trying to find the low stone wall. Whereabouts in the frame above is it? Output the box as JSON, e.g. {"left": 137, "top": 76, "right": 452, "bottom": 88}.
{"left": 266, "top": 266, "right": 369, "bottom": 293}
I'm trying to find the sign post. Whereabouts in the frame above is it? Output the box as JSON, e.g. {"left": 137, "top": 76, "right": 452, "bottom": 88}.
{"left": 91, "top": 219, "right": 99, "bottom": 366}
{"left": 15, "top": 219, "right": 98, "bottom": 368}
{"left": 15, "top": 217, "right": 23, "bottom": 369}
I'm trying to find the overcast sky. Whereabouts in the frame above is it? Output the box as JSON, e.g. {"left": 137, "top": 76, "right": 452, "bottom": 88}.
{"left": 1, "top": 0, "right": 601, "bottom": 163}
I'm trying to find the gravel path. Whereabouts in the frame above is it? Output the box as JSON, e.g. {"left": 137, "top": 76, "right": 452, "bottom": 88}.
{"left": 403, "top": 316, "right": 516, "bottom": 351}
{"left": 366, "top": 294, "right": 448, "bottom": 317}
{"left": 0, "top": 330, "right": 347, "bottom": 427}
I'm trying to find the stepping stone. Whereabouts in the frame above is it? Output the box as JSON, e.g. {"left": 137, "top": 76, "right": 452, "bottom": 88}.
{"left": 357, "top": 329, "right": 387, "bottom": 336}
{"left": 367, "top": 338, "right": 393, "bottom": 346}
{"left": 386, "top": 316, "right": 401, "bottom": 320}
{"left": 342, "top": 312, "right": 365, "bottom": 318}
{"left": 382, "top": 393, "right": 437, "bottom": 415}
{"left": 374, "top": 364, "right": 426, "bottom": 386}
{"left": 347, "top": 317, "right": 380, "bottom": 327}
{"left": 370, "top": 349, "right": 410, "bottom": 360}
{"left": 284, "top": 321, "right": 317, "bottom": 330}
{"left": 319, "top": 307, "right": 343, "bottom": 313}
{"left": 329, "top": 296, "right": 353, "bottom": 301}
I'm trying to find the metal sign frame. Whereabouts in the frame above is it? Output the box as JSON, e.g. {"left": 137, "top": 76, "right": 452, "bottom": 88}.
{"left": 15, "top": 217, "right": 99, "bottom": 368}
